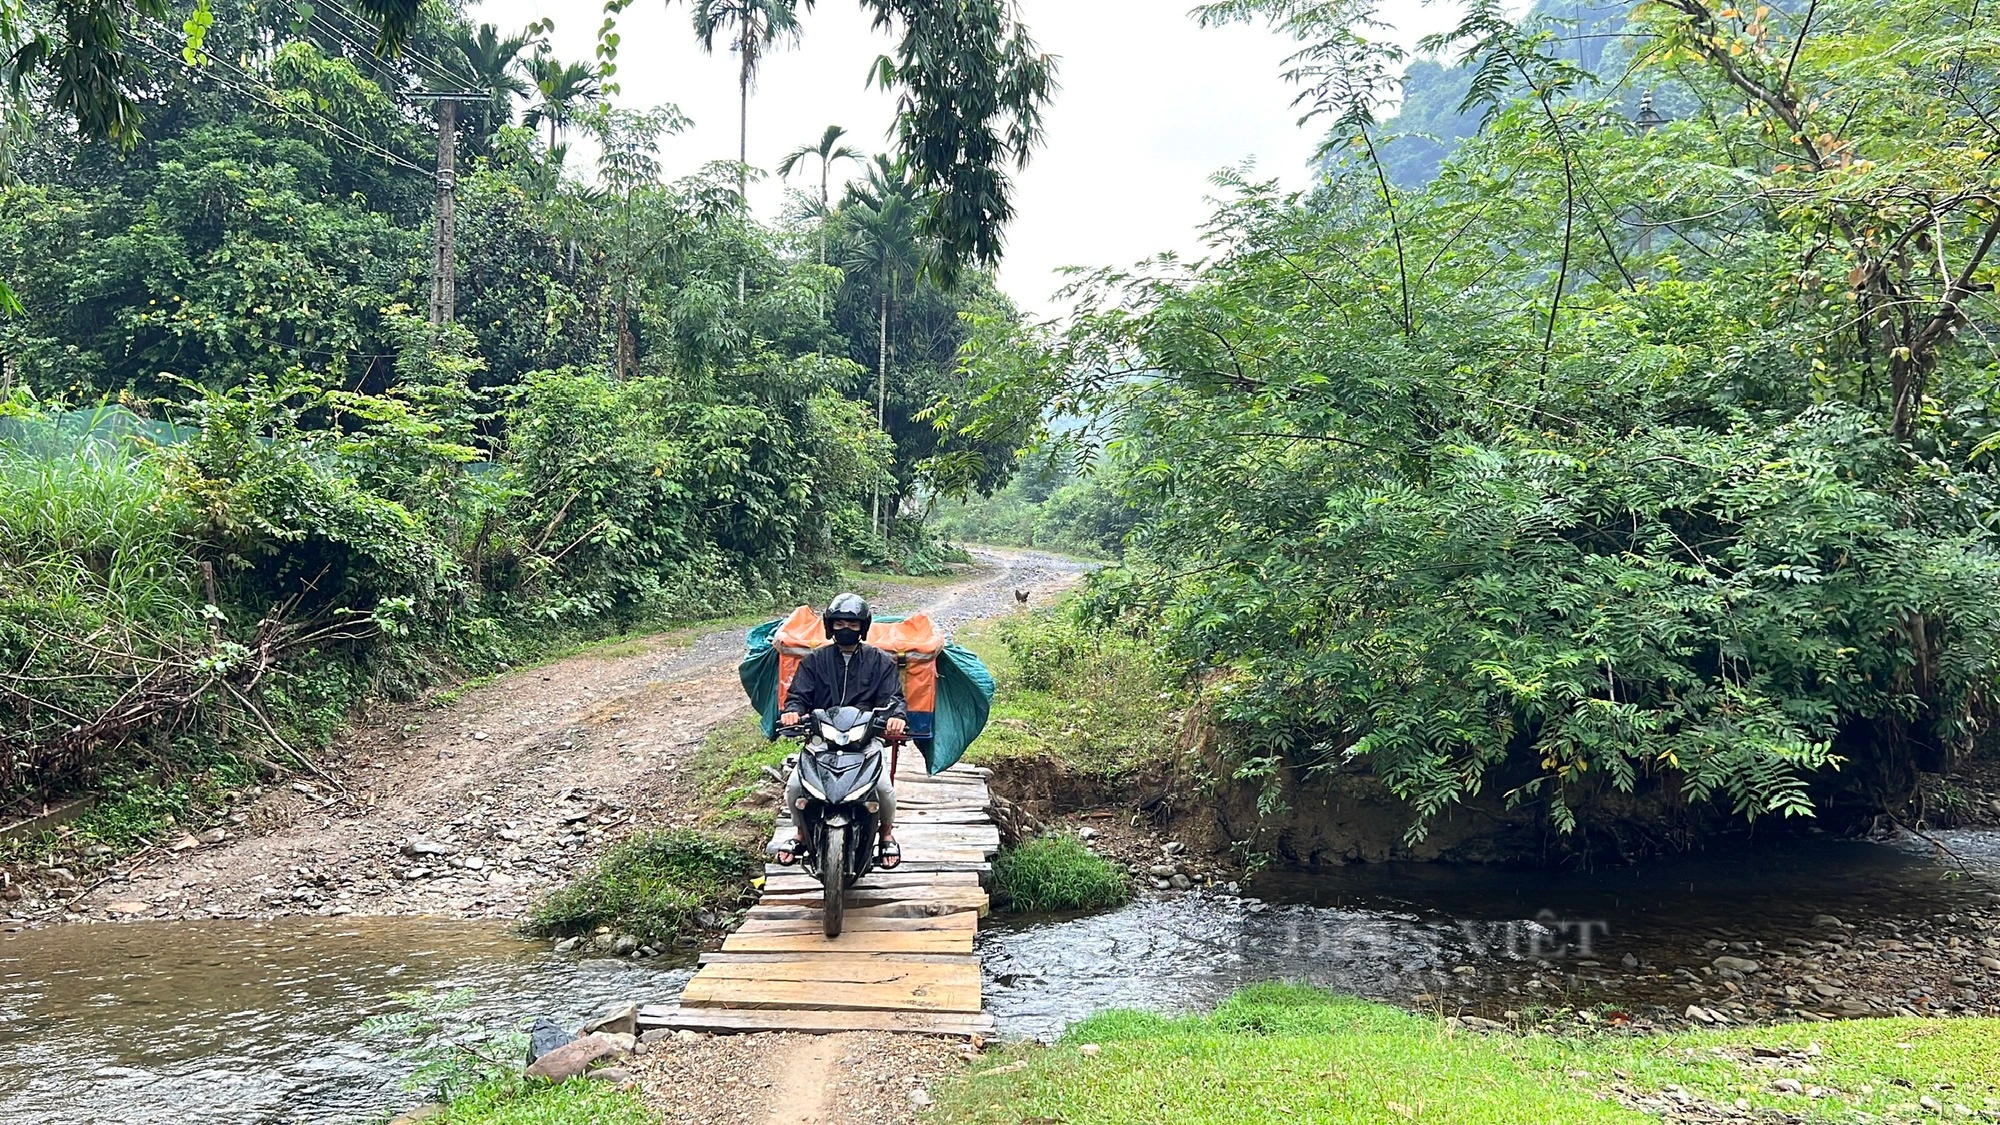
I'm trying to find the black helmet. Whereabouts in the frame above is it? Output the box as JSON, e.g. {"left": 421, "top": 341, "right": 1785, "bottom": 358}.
{"left": 822, "top": 592, "right": 872, "bottom": 639}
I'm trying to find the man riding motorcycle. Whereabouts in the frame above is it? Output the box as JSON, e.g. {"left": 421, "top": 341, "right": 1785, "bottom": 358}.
{"left": 774, "top": 592, "right": 906, "bottom": 869}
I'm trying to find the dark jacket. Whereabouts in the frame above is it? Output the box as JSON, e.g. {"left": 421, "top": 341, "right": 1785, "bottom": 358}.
{"left": 784, "top": 643, "right": 908, "bottom": 720}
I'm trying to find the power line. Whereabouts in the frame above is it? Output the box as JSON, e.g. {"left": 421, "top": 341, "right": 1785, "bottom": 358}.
{"left": 308, "top": 1, "right": 472, "bottom": 93}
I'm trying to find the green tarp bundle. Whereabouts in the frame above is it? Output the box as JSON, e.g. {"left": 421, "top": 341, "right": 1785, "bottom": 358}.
{"left": 737, "top": 615, "right": 995, "bottom": 775}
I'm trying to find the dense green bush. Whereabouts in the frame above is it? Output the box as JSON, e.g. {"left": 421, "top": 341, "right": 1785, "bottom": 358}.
{"left": 962, "top": 608, "right": 1185, "bottom": 780}
{"left": 527, "top": 829, "right": 759, "bottom": 946}
{"left": 929, "top": 454, "right": 1140, "bottom": 559}
{"left": 993, "top": 608, "right": 1108, "bottom": 692}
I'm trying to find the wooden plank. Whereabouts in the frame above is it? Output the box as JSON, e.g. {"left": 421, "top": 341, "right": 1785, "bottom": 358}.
{"left": 722, "top": 928, "right": 972, "bottom": 955}
{"left": 733, "top": 909, "right": 978, "bottom": 934}
{"left": 744, "top": 896, "right": 984, "bottom": 916}
{"left": 763, "top": 861, "right": 991, "bottom": 878}
{"left": 900, "top": 784, "right": 989, "bottom": 797}
{"left": 886, "top": 809, "right": 994, "bottom": 822}
{"left": 700, "top": 951, "right": 979, "bottom": 966}
{"left": 760, "top": 886, "right": 989, "bottom": 912}
{"left": 774, "top": 816, "right": 995, "bottom": 832}
{"left": 639, "top": 1004, "right": 994, "bottom": 1038}
{"left": 0, "top": 797, "right": 97, "bottom": 846}
{"left": 766, "top": 828, "right": 997, "bottom": 849}
{"left": 681, "top": 961, "right": 982, "bottom": 1013}
{"left": 761, "top": 870, "right": 982, "bottom": 893}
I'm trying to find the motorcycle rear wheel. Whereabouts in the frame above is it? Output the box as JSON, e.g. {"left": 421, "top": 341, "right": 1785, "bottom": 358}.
{"left": 822, "top": 823, "right": 846, "bottom": 938}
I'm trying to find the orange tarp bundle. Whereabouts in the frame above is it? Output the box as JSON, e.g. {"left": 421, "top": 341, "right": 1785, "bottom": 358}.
{"left": 772, "top": 606, "right": 943, "bottom": 727}
{"left": 742, "top": 608, "right": 994, "bottom": 773}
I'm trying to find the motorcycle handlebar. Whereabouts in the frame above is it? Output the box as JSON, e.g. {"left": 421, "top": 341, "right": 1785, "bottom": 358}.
{"left": 776, "top": 719, "right": 912, "bottom": 743}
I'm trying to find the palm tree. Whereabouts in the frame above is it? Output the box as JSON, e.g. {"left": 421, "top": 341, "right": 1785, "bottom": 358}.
{"left": 524, "top": 56, "right": 604, "bottom": 151}
{"left": 448, "top": 24, "right": 535, "bottom": 144}
{"left": 689, "top": 0, "right": 813, "bottom": 203}
{"left": 778, "top": 125, "right": 863, "bottom": 211}
{"left": 777, "top": 124, "right": 862, "bottom": 267}
{"left": 840, "top": 166, "right": 924, "bottom": 537}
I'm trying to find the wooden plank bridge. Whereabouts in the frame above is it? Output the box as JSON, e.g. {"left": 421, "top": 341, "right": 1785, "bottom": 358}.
{"left": 638, "top": 763, "right": 1000, "bottom": 1038}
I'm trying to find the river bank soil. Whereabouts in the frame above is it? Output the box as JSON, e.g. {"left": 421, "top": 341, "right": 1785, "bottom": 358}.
{"left": 9, "top": 548, "right": 1085, "bottom": 927}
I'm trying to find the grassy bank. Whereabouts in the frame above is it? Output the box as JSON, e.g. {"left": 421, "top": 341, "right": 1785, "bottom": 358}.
{"left": 935, "top": 985, "right": 1999, "bottom": 1125}
{"left": 953, "top": 608, "right": 1183, "bottom": 781}
{"left": 431, "top": 1079, "right": 654, "bottom": 1125}
{"left": 525, "top": 829, "right": 759, "bottom": 948}
{"left": 687, "top": 714, "right": 794, "bottom": 835}
{"left": 1, "top": 601, "right": 804, "bottom": 883}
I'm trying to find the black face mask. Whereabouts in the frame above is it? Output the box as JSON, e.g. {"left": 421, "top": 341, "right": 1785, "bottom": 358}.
{"left": 831, "top": 626, "right": 864, "bottom": 647}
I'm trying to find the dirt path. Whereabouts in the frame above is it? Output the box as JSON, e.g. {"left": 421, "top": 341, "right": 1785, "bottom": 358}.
{"left": 624, "top": 1030, "right": 970, "bottom": 1125}
{"left": 60, "top": 547, "right": 1085, "bottom": 926}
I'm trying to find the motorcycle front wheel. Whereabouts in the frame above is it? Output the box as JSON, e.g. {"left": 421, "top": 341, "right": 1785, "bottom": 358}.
{"left": 821, "top": 823, "right": 846, "bottom": 938}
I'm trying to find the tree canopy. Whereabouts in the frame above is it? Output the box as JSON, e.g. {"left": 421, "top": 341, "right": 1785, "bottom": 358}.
{"left": 0, "top": 0, "right": 1045, "bottom": 801}
{"left": 981, "top": 0, "right": 2000, "bottom": 846}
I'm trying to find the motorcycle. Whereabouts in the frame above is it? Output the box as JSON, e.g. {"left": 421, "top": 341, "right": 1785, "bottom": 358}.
{"left": 775, "top": 706, "right": 903, "bottom": 938}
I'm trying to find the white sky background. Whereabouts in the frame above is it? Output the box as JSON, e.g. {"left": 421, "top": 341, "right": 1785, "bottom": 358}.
{"left": 469, "top": 0, "right": 1472, "bottom": 318}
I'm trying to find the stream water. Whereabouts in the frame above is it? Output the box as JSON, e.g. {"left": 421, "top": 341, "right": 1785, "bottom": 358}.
{"left": 0, "top": 918, "right": 693, "bottom": 1124}
{"left": 2, "top": 832, "right": 1993, "bottom": 1123}
{"left": 982, "top": 832, "right": 2000, "bottom": 1039}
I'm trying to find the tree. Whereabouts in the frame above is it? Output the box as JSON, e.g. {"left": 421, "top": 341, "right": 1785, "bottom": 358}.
{"left": 857, "top": 0, "right": 1056, "bottom": 286}
{"left": 777, "top": 123, "right": 861, "bottom": 268}
{"left": 447, "top": 23, "right": 535, "bottom": 144}
{"left": 839, "top": 160, "right": 924, "bottom": 536}
{"left": 960, "top": 0, "right": 2000, "bottom": 853}
{"left": 524, "top": 55, "right": 603, "bottom": 150}
{"left": 688, "top": 0, "right": 811, "bottom": 203}
{"left": 587, "top": 104, "right": 697, "bottom": 380}
{"left": 778, "top": 124, "right": 862, "bottom": 211}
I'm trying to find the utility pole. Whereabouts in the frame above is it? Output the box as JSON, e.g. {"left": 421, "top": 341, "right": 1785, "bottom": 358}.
{"left": 1631, "top": 91, "right": 1669, "bottom": 261}
{"left": 410, "top": 93, "right": 488, "bottom": 327}
{"left": 430, "top": 98, "right": 458, "bottom": 325}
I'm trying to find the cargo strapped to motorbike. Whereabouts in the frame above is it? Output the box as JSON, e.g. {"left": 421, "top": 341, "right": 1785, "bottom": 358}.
{"left": 738, "top": 607, "right": 996, "bottom": 775}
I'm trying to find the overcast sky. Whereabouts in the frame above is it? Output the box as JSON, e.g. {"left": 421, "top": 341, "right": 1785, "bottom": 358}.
{"left": 470, "top": 0, "right": 1471, "bottom": 318}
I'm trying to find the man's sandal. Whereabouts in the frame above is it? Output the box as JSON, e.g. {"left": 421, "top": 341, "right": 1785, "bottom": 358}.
{"left": 878, "top": 838, "right": 903, "bottom": 869}
{"left": 773, "top": 839, "right": 803, "bottom": 866}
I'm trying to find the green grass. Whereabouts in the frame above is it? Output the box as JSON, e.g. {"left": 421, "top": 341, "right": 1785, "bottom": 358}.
{"left": 526, "top": 829, "right": 760, "bottom": 947}
{"left": 991, "top": 835, "right": 1131, "bottom": 913}
{"left": 934, "top": 985, "right": 2000, "bottom": 1125}
{"left": 433, "top": 1078, "right": 655, "bottom": 1124}
{"left": 686, "top": 713, "right": 793, "bottom": 834}
{"left": 954, "top": 609, "right": 1182, "bottom": 779}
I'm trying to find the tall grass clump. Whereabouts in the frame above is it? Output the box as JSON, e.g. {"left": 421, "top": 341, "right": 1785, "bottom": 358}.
{"left": 527, "top": 829, "right": 759, "bottom": 946}
{"left": 0, "top": 426, "right": 212, "bottom": 800}
{"left": 992, "top": 834, "right": 1130, "bottom": 913}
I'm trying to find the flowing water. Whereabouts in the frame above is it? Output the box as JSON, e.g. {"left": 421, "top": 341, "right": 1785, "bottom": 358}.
{"left": 0, "top": 918, "right": 693, "bottom": 1124}
{"left": 2, "top": 833, "right": 1994, "bottom": 1122}
{"left": 981, "top": 833, "right": 2000, "bottom": 1039}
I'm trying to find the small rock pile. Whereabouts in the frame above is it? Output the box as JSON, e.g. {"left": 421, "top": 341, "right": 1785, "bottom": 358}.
{"left": 1049, "top": 810, "right": 1238, "bottom": 895}
{"left": 521, "top": 1002, "right": 647, "bottom": 1087}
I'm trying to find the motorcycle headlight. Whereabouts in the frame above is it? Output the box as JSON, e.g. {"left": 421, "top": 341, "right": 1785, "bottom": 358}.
{"left": 801, "top": 776, "right": 827, "bottom": 800}
{"left": 819, "top": 722, "right": 842, "bottom": 743}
